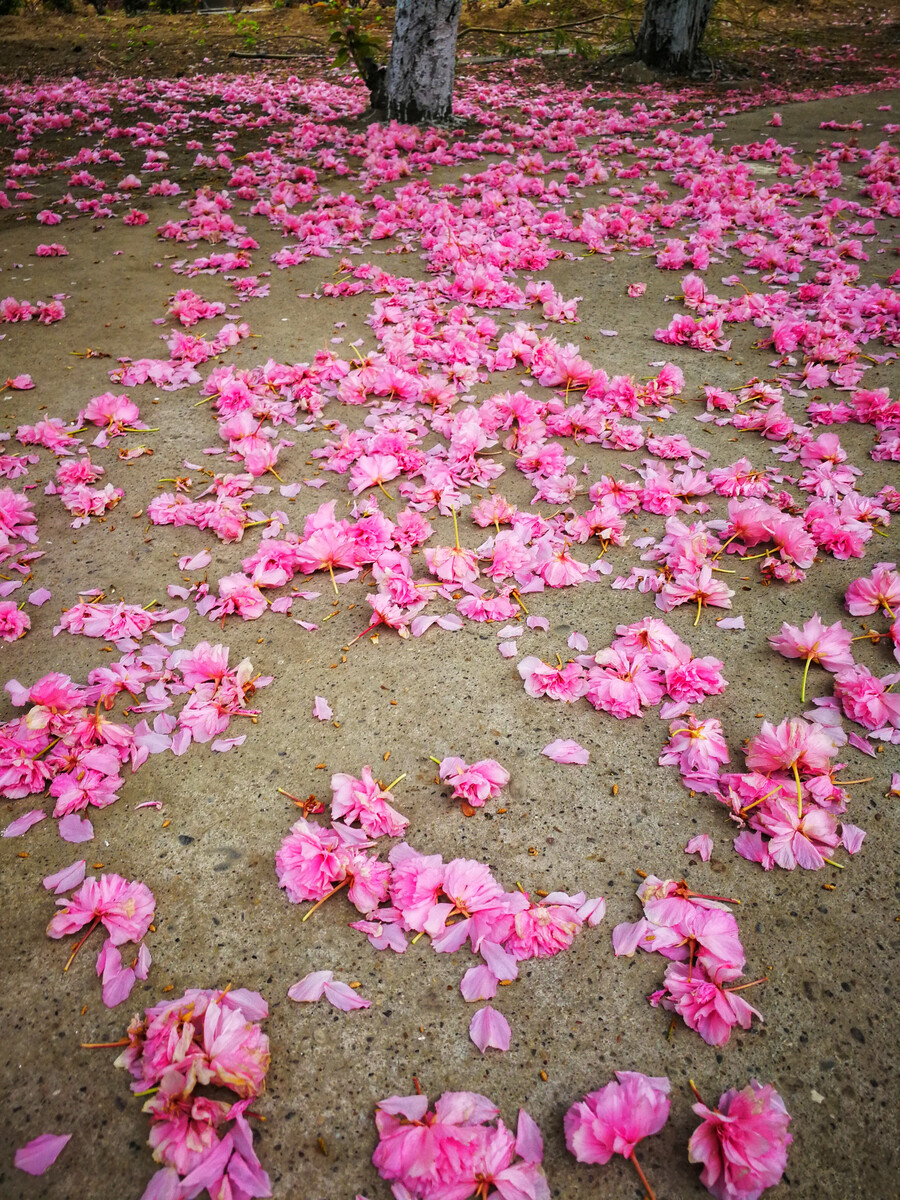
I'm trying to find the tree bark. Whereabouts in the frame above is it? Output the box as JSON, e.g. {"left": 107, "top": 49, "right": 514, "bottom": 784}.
{"left": 385, "top": 0, "right": 463, "bottom": 125}
{"left": 634, "top": 0, "right": 714, "bottom": 73}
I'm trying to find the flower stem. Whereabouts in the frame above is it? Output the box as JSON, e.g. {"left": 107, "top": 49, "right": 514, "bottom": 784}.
{"left": 629, "top": 1150, "right": 657, "bottom": 1200}
{"left": 694, "top": 595, "right": 703, "bottom": 627}
{"left": 451, "top": 506, "right": 460, "bottom": 551}
{"left": 64, "top": 916, "right": 101, "bottom": 972}
{"left": 725, "top": 976, "right": 768, "bottom": 992}
{"left": 791, "top": 761, "right": 803, "bottom": 819}
{"left": 301, "top": 878, "right": 348, "bottom": 922}
{"left": 385, "top": 773, "right": 406, "bottom": 791}
{"left": 800, "top": 653, "right": 813, "bottom": 703}
{"left": 80, "top": 1038, "right": 130, "bottom": 1049}
{"left": 328, "top": 563, "right": 339, "bottom": 598}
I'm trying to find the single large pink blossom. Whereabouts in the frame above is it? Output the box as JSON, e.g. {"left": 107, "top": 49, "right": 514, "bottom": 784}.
{"left": 565, "top": 1071, "right": 670, "bottom": 1196}
{"left": 768, "top": 613, "right": 853, "bottom": 700}
{"left": 745, "top": 717, "right": 837, "bottom": 812}
{"left": 844, "top": 562, "right": 900, "bottom": 617}
{"left": 689, "top": 1080, "right": 792, "bottom": 1200}
{"left": 833, "top": 664, "right": 900, "bottom": 732}
{"left": 330, "top": 767, "right": 409, "bottom": 838}
{"left": 650, "top": 961, "right": 763, "bottom": 1046}
{"left": 47, "top": 873, "right": 155, "bottom": 947}
{"left": 437, "top": 756, "right": 509, "bottom": 806}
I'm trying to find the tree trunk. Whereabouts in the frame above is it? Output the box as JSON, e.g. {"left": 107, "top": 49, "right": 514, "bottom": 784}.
{"left": 385, "top": 0, "right": 463, "bottom": 125}
{"left": 634, "top": 0, "right": 714, "bottom": 73}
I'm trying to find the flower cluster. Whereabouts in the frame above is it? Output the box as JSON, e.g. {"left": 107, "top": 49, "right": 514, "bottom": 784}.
{"left": 372, "top": 1091, "right": 549, "bottom": 1200}
{"left": 718, "top": 717, "right": 865, "bottom": 871}
{"left": 520, "top": 617, "right": 726, "bottom": 721}
{"left": 115, "top": 988, "right": 271, "bottom": 1199}
{"left": 1, "top": 644, "right": 270, "bottom": 835}
{"left": 276, "top": 767, "right": 604, "bottom": 1008}
{"left": 613, "top": 875, "right": 763, "bottom": 1046}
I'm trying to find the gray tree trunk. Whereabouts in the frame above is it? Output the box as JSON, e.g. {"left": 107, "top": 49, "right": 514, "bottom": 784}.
{"left": 385, "top": 0, "right": 463, "bottom": 125}
{"left": 634, "top": 0, "right": 715, "bottom": 73}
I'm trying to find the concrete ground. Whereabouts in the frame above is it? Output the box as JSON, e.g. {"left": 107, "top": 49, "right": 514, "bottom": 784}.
{"left": 0, "top": 69, "right": 898, "bottom": 1200}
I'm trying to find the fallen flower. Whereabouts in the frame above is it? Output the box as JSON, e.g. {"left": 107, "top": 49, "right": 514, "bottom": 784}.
{"left": 688, "top": 1079, "right": 792, "bottom": 1200}
{"left": 565, "top": 1071, "right": 670, "bottom": 1199}
{"left": 437, "top": 755, "right": 510, "bottom": 806}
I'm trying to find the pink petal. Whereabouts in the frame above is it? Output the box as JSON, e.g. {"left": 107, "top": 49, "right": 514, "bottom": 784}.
{"left": 3, "top": 809, "right": 46, "bottom": 838}
{"left": 323, "top": 979, "right": 371, "bottom": 1011}
{"left": 577, "top": 896, "right": 607, "bottom": 926}
{"left": 469, "top": 1005, "right": 511, "bottom": 1053}
{"left": 460, "top": 964, "right": 499, "bottom": 1002}
{"left": 716, "top": 616, "right": 746, "bottom": 630}
{"left": 210, "top": 735, "right": 246, "bottom": 752}
{"left": 847, "top": 732, "right": 876, "bottom": 757}
{"left": 567, "top": 630, "right": 589, "bottom": 652}
{"left": 541, "top": 738, "right": 589, "bottom": 765}
{"left": 287, "top": 970, "right": 332, "bottom": 1002}
{"left": 684, "top": 834, "right": 714, "bottom": 861}
{"left": 28, "top": 587, "right": 52, "bottom": 606}
{"left": 498, "top": 642, "right": 518, "bottom": 658}
{"left": 177, "top": 549, "right": 211, "bottom": 570}
{"left": 14, "top": 1133, "right": 72, "bottom": 1175}
{"left": 269, "top": 596, "right": 293, "bottom": 614}
{"left": 515, "top": 1108, "right": 544, "bottom": 1164}
{"left": 313, "top": 696, "right": 333, "bottom": 721}
{"left": 42, "top": 859, "right": 86, "bottom": 893}
{"left": 841, "top": 823, "right": 866, "bottom": 854}
{"left": 58, "top": 813, "right": 94, "bottom": 843}
{"left": 526, "top": 615, "right": 550, "bottom": 631}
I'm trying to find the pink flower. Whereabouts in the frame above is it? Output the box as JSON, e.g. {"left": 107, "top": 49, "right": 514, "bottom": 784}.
{"left": 438, "top": 756, "right": 509, "bottom": 806}
{"left": 845, "top": 562, "right": 900, "bottom": 617}
{"left": 330, "top": 767, "right": 409, "bottom": 838}
{"left": 752, "top": 796, "right": 841, "bottom": 870}
{"left": 517, "top": 656, "right": 587, "bottom": 701}
{"left": 372, "top": 1091, "right": 548, "bottom": 1200}
{"left": 834, "top": 665, "right": 900, "bottom": 731}
{"left": 47, "top": 873, "right": 155, "bottom": 947}
{"left": 689, "top": 1080, "right": 792, "bottom": 1200}
{"left": 657, "top": 566, "right": 734, "bottom": 621}
{"left": 660, "top": 715, "right": 730, "bottom": 776}
{"left": 0, "top": 600, "right": 30, "bottom": 641}
{"left": 650, "top": 961, "right": 762, "bottom": 1046}
{"left": 745, "top": 717, "right": 837, "bottom": 776}
{"left": 564, "top": 1072, "right": 670, "bottom": 1188}
{"left": 768, "top": 613, "right": 853, "bottom": 700}
{"left": 504, "top": 894, "right": 584, "bottom": 960}
{"left": 424, "top": 543, "right": 480, "bottom": 584}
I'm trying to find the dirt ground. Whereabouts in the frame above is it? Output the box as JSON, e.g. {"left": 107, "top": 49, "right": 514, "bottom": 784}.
{"left": 0, "top": 28, "right": 899, "bottom": 1200}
